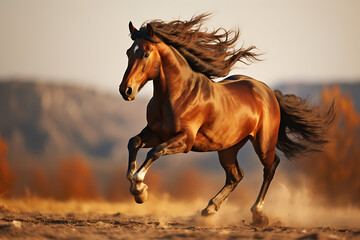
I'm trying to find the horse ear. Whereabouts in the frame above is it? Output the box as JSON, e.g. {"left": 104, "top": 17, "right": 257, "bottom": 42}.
{"left": 129, "top": 21, "right": 137, "bottom": 34}
{"left": 146, "top": 23, "right": 154, "bottom": 37}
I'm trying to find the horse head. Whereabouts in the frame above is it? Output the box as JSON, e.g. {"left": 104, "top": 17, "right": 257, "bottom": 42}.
{"left": 119, "top": 22, "right": 161, "bottom": 101}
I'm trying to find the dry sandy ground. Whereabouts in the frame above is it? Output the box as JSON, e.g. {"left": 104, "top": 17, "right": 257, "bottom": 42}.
{"left": 0, "top": 198, "right": 359, "bottom": 240}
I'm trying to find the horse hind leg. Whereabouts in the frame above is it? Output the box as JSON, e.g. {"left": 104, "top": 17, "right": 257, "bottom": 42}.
{"left": 250, "top": 139, "right": 280, "bottom": 226}
{"left": 201, "top": 138, "right": 247, "bottom": 216}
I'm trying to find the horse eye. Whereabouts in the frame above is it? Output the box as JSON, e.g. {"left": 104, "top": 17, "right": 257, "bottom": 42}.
{"left": 144, "top": 53, "right": 150, "bottom": 58}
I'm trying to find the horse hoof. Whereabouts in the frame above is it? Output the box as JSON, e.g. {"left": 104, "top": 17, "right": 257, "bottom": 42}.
{"left": 134, "top": 188, "right": 148, "bottom": 204}
{"left": 201, "top": 205, "right": 216, "bottom": 217}
{"left": 251, "top": 214, "right": 269, "bottom": 227}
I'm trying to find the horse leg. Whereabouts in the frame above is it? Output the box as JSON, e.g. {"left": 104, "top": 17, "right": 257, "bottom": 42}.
{"left": 250, "top": 144, "right": 280, "bottom": 226}
{"left": 201, "top": 138, "right": 248, "bottom": 216}
{"left": 127, "top": 126, "right": 161, "bottom": 189}
{"left": 131, "top": 132, "right": 188, "bottom": 203}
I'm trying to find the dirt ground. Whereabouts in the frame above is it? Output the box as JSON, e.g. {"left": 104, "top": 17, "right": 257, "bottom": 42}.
{"left": 0, "top": 198, "right": 359, "bottom": 240}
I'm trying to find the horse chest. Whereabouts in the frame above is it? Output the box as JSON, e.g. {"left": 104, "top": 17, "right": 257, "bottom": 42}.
{"left": 147, "top": 99, "right": 181, "bottom": 138}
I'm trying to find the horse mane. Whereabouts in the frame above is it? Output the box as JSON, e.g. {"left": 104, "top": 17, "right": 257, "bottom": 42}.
{"left": 133, "top": 14, "right": 261, "bottom": 79}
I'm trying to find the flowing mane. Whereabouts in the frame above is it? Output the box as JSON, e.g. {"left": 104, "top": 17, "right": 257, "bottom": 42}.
{"left": 132, "top": 14, "right": 261, "bottom": 79}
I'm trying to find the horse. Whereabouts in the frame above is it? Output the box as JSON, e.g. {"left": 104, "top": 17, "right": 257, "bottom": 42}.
{"left": 119, "top": 14, "right": 334, "bottom": 226}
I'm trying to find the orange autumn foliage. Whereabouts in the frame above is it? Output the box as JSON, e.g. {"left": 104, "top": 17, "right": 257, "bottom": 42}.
{"left": 55, "top": 155, "right": 100, "bottom": 200}
{"left": 29, "top": 165, "right": 52, "bottom": 198}
{"left": 0, "top": 135, "right": 14, "bottom": 197}
{"left": 299, "top": 86, "right": 360, "bottom": 206}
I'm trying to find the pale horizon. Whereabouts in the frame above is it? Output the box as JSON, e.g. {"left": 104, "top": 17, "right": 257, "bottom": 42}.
{"left": 1, "top": 0, "right": 360, "bottom": 95}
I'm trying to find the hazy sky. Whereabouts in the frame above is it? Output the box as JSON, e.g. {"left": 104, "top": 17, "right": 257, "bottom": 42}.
{"left": 1, "top": 0, "right": 360, "bottom": 95}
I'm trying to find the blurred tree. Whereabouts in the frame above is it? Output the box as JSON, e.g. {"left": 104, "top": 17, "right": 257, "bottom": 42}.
{"left": 55, "top": 155, "right": 100, "bottom": 200}
{"left": 29, "top": 165, "right": 52, "bottom": 198}
{"left": 0, "top": 135, "right": 15, "bottom": 197}
{"left": 106, "top": 166, "right": 132, "bottom": 202}
{"left": 300, "top": 86, "right": 360, "bottom": 206}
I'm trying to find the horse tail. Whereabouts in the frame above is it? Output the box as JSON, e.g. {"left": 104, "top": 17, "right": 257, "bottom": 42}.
{"left": 274, "top": 89, "right": 335, "bottom": 158}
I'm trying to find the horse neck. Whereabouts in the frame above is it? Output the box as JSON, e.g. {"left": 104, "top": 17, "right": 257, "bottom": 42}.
{"left": 153, "top": 43, "right": 197, "bottom": 101}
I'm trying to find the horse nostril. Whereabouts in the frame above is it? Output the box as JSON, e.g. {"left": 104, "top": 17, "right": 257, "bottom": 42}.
{"left": 125, "top": 87, "right": 132, "bottom": 97}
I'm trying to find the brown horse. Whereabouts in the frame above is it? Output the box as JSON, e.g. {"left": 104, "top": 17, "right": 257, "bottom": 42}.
{"left": 119, "top": 14, "right": 334, "bottom": 226}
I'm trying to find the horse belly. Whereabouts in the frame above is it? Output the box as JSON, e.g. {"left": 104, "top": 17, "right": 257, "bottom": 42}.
{"left": 191, "top": 123, "right": 251, "bottom": 152}
{"left": 191, "top": 132, "right": 226, "bottom": 152}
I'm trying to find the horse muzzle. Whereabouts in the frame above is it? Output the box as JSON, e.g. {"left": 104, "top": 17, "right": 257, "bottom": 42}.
{"left": 119, "top": 84, "right": 138, "bottom": 101}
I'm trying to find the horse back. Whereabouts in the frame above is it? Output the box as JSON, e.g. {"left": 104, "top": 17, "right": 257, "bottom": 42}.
{"left": 220, "top": 75, "right": 278, "bottom": 110}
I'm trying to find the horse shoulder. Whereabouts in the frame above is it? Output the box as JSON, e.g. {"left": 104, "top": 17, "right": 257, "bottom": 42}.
{"left": 146, "top": 96, "right": 183, "bottom": 140}
{"left": 146, "top": 97, "right": 163, "bottom": 134}
{"left": 162, "top": 99, "right": 182, "bottom": 134}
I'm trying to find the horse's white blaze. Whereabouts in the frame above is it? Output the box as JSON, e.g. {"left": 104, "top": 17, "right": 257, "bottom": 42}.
{"left": 134, "top": 44, "right": 139, "bottom": 54}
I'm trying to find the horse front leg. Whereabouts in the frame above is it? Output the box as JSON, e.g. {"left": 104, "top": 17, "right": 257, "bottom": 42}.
{"left": 127, "top": 136, "right": 141, "bottom": 182}
{"left": 126, "top": 126, "right": 161, "bottom": 186}
{"left": 131, "top": 132, "right": 188, "bottom": 203}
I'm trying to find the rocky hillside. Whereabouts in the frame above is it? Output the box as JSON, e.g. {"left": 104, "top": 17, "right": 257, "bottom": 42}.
{"left": 0, "top": 81, "right": 149, "bottom": 164}
{"left": 1, "top": 80, "right": 359, "bottom": 170}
